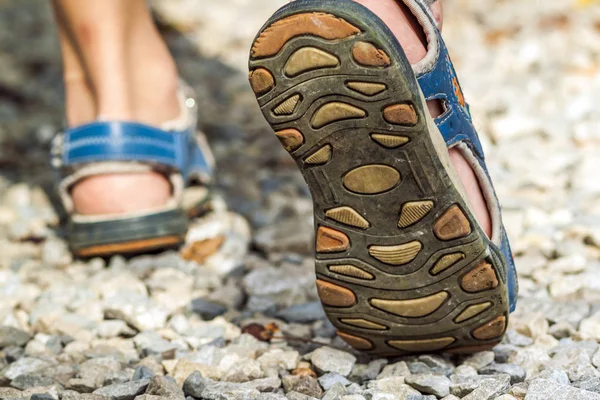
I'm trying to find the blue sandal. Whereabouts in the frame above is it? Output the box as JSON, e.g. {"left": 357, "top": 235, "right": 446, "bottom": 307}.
{"left": 249, "top": 0, "right": 517, "bottom": 355}
{"left": 51, "top": 83, "right": 215, "bottom": 257}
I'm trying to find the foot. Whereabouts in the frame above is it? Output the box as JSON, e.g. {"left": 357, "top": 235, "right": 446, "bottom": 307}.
{"left": 249, "top": 0, "right": 512, "bottom": 355}
{"left": 354, "top": 0, "right": 492, "bottom": 238}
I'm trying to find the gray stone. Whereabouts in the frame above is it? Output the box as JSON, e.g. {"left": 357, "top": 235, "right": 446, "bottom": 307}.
{"left": 407, "top": 361, "right": 432, "bottom": 375}
{"left": 350, "top": 359, "right": 387, "bottom": 382}
{"left": 201, "top": 382, "right": 260, "bottom": 400}
{"left": 311, "top": 347, "right": 356, "bottom": 377}
{"left": 4, "top": 357, "right": 53, "bottom": 380}
{"left": 133, "top": 331, "right": 177, "bottom": 358}
{"left": 132, "top": 366, "right": 155, "bottom": 381}
{"left": 573, "top": 377, "right": 600, "bottom": 394}
{"left": 318, "top": 373, "right": 351, "bottom": 391}
{"left": 417, "top": 355, "right": 454, "bottom": 376}
{"left": 504, "top": 330, "right": 534, "bottom": 347}
{"left": 462, "top": 351, "right": 495, "bottom": 370}
{"left": 479, "top": 363, "right": 526, "bottom": 384}
{"left": 493, "top": 344, "right": 519, "bottom": 364}
{"left": 10, "top": 374, "right": 55, "bottom": 390}
{"left": 282, "top": 375, "right": 323, "bottom": 398}
{"left": 0, "top": 326, "right": 31, "bottom": 348}
{"left": 322, "top": 383, "right": 347, "bottom": 400}
{"left": 525, "top": 378, "right": 600, "bottom": 400}
{"left": 461, "top": 374, "right": 510, "bottom": 400}
{"left": 377, "top": 361, "right": 411, "bottom": 379}
{"left": 145, "top": 376, "right": 185, "bottom": 399}
{"left": 189, "top": 298, "right": 228, "bottom": 320}
{"left": 405, "top": 374, "right": 450, "bottom": 398}
{"left": 183, "top": 371, "right": 210, "bottom": 398}
{"left": 93, "top": 379, "right": 151, "bottom": 400}
{"left": 276, "top": 302, "right": 326, "bottom": 323}
{"left": 31, "top": 394, "right": 56, "bottom": 400}
{"left": 287, "top": 392, "right": 320, "bottom": 400}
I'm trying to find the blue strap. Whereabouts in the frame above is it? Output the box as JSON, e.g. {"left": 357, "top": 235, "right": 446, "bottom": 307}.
{"left": 60, "top": 121, "right": 213, "bottom": 181}
{"left": 410, "top": 0, "right": 517, "bottom": 311}
{"left": 413, "top": 4, "right": 484, "bottom": 159}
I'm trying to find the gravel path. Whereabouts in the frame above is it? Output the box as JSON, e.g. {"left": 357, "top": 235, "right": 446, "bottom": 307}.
{"left": 2, "top": 0, "right": 600, "bottom": 399}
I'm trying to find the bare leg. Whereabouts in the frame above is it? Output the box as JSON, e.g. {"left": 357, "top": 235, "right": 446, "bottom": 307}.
{"left": 52, "top": 0, "right": 180, "bottom": 215}
{"left": 353, "top": 0, "right": 492, "bottom": 237}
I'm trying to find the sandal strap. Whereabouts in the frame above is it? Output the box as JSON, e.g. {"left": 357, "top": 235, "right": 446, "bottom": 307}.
{"left": 52, "top": 120, "right": 213, "bottom": 182}
{"left": 407, "top": 0, "right": 485, "bottom": 159}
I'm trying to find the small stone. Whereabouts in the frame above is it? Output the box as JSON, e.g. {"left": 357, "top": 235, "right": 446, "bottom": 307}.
{"left": 133, "top": 331, "right": 176, "bottom": 359}
{"left": 322, "top": 383, "right": 347, "bottom": 400}
{"left": 311, "top": 347, "right": 356, "bottom": 377}
{"left": 132, "top": 366, "right": 155, "bottom": 381}
{"left": 504, "top": 330, "right": 534, "bottom": 347}
{"left": 318, "top": 373, "right": 351, "bottom": 391}
{"left": 189, "top": 298, "right": 228, "bottom": 320}
{"left": 534, "top": 367, "right": 570, "bottom": 385}
{"left": 10, "top": 374, "right": 55, "bottom": 390}
{"left": 377, "top": 361, "right": 411, "bottom": 380}
{"left": 461, "top": 374, "right": 510, "bottom": 400}
{"left": 463, "top": 351, "right": 495, "bottom": 370}
{"left": 282, "top": 375, "right": 323, "bottom": 398}
{"left": 257, "top": 349, "right": 300, "bottom": 371}
{"left": 183, "top": 371, "right": 210, "bottom": 398}
{"left": 0, "top": 326, "right": 31, "bottom": 348}
{"left": 30, "top": 394, "right": 56, "bottom": 400}
{"left": 93, "top": 379, "right": 151, "bottom": 400}
{"left": 526, "top": 378, "right": 600, "bottom": 400}
{"left": 479, "top": 363, "right": 526, "bottom": 384}
{"left": 350, "top": 359, "right": 388, "bottom": 382}
{"left": 365, "top": 378, "right": 421, "bottom": 399}
{"left": 145, "top": 376, "right": 185, "bottom": 400}
{"left": 4, "top": 357, "right": 53, "bottom": 380}
{"left": 276, "top": 302, "right": 326, "bottom": 323}
{"left": 405, "top": 374, "right": 451, "bottom": 398}
{"left": 549, "top": 321, "right": 576, "bottom": 340}
{"left": 493, "top": 344, "right": 519, "bottom": 364}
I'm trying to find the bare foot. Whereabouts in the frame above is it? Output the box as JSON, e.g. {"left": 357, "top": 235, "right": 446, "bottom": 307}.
{"left": 353, "top": 0, "right": 492, "bottom": 237}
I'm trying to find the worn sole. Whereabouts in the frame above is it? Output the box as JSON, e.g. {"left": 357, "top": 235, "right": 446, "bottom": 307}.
{"left": 70, "top": 209, "right": 188, "bottom": 258}
{"left": 76, "top": 236, "right": 183, "bottom": 258}
{"left": 248, "top": 0, "right": 509, "bottom": 356}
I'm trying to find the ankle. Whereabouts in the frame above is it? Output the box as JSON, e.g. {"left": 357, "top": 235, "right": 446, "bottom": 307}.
{"left": 130, "top": 55, "right": 181, "bottom": 127}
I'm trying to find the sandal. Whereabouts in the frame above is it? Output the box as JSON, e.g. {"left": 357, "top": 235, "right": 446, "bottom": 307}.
{"left": 248, "top": 0, "right": 517, "bottom": 355}
{"left": 51, "top": 83, "right": 215, "bottom": 257}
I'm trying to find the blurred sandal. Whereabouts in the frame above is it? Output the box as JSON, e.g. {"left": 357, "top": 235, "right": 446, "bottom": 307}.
{"left": 52, "top": 83, "right": 215, "bottom": 257}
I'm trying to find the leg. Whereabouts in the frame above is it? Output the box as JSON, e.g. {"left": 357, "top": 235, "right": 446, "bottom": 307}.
{"left": 52, "top": 0, "right": 179, "bottom": 215}
{"left": 353, "top": 0, "right": 492, "bottom": 238}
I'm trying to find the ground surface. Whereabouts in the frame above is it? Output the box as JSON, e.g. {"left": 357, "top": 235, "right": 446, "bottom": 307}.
{"left": 2, "top": 0, "right": 600, "bottom": 399}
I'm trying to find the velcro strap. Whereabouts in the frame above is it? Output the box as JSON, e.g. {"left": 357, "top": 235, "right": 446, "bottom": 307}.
{"left": 61, "top": 121, "right": 190, "bottom": 171}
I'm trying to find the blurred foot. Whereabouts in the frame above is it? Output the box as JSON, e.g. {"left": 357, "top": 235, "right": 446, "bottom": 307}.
{"left": 53, "top": 0, "right": 180, "bottom": 216}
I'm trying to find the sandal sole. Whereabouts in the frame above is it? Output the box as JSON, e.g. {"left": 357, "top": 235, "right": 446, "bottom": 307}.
{"left": 76, "top": 236, "right": 183, "bottom": 258}
{"left": 69, "top": 209, "right": 188, "bottom": 257}
{"left": 249, "top": 0, "right": 509, "bottom": 356}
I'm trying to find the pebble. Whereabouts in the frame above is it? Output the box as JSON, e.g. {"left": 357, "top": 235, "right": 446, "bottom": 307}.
{"left": 405, "top": 374, "right": 451, "bottom": 398}
{"left": 318, "top": 372, "right": 351, "bottom": 391}
{"left": 0, "top": 326, "right": 31, "bottom": 348}
{"left": 526, "top": 378, "right": 600, "bottom": 400}
{"left": 189, "top": 298, "right": 228, "bottom": 320}
{"left": 92, "top": 379, "right": 151, "bottom": 400}
{"left": 310, "top": 347, "right": 356, "bottom": 377}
